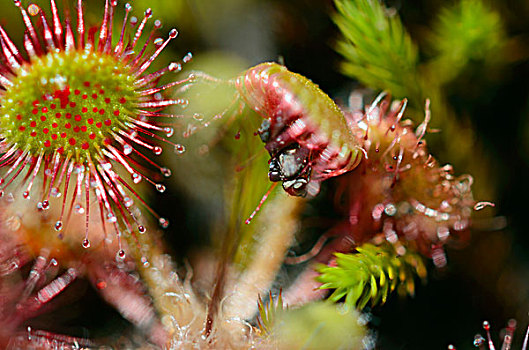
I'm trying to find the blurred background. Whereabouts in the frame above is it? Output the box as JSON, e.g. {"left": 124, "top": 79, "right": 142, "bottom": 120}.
{"left": 2, "top": 0, "right": 529, "bottom": 348}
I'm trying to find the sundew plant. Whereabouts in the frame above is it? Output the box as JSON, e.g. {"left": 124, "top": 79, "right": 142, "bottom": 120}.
{"left": 0, "top": 0, "right": 528, "bottom": 349}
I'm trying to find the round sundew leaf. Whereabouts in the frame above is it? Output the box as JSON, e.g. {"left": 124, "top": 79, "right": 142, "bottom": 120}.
{"left": 0, "top": 0, "right": 188, "bottom": 252}
{"left": 1, "top": 51, "right": 137, "bottom": 162}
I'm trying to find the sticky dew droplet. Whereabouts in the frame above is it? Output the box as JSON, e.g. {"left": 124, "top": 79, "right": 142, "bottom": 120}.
{"left": 160, "top": 167, "right": 172, "bottom": 177}
{"left": 117, "top": 249, "right": 126, "bottom": 259}
{"left": 384, "top": 203, "right": 397, "bottom": 216}
{"left": 124, "top": 197, "right": 134, "bottom": 208}
{"left": 28, "top": 3, "right": 40, "bottom": 16}
{"left": 168, "top": 62, "right": 181, "bottom": 72}
{"left": 183, "top": 52, "right": 193, "bottom": 63}
{"left": 55, "top": 221, "right": 63, "bottom": 231}
{"left": 132, "top": 173, "right": 142, "bottom": 184}
{"left": 107, "top": 213, "right": 117, "bottom": 223}
{"left": 164, "top": 127, "right": 174, "bottom": 137}
{"left": 159, "top": 217, "right": 169, "bottom": 228}
{"left": 74, "top": 203, "right": 85, "bottom": 214}
{"left": 50, "top": 187, "right": 61, "bottom": 197}
{"left": 82, "top": 239, "right": 91, "bottom": 248}
{"left": 473, "top": 334, "right": 485, "bottom": 347}
{"left": 174, "top": 144, "right": 186, "bottom": 154}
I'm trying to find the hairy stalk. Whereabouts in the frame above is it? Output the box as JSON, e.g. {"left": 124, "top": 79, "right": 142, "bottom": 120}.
{"left": 120, "top": 227, "right": 203, "bottom": 342}
{"left": 223, "top": 192, "right": 304, "bottom": 320}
